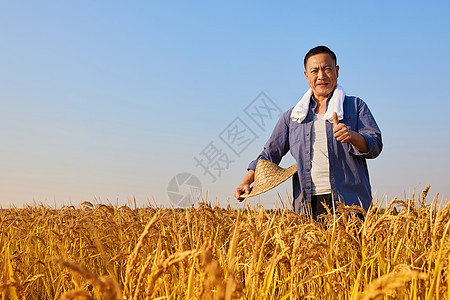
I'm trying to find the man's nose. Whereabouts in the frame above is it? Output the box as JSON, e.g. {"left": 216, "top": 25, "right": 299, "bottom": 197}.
{"left": 317, "top": 69, "right": 325, "bottom": 79}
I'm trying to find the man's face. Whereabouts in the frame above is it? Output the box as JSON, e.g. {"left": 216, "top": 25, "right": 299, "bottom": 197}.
{"left": 304, "top": 53, "right": 339, "bottom": 101}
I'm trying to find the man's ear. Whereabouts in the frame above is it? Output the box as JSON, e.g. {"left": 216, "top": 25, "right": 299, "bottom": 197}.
{"left": 304, "top": 70, "right": 308, "bottom": 80}
{"left": 336, "top": 65, "right": 339, "bottom": 78}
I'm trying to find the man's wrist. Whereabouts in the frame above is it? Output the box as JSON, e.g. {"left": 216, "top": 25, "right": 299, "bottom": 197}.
{"left": 241, "top": 170, "right": 255, "bottom": 185}
{"left": 349, "top": 130, "right": 369, "bottom": 153}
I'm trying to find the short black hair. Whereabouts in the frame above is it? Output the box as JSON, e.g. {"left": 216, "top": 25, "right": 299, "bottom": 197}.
{"left": 304, "top": 46, "right": 337, "bottom": 69}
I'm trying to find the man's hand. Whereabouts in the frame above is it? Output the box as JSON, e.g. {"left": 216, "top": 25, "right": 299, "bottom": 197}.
{"left": 234, "top": 183, "right": 251, "bottom": 202}
{"left": 234, "top": 169, "right": 255, "bottom": 202}
{"left": 333, "top": 112, "right": 353, "bottom": 143}
{"left": 333, "top": 112, "right": 369, "bottom": 152}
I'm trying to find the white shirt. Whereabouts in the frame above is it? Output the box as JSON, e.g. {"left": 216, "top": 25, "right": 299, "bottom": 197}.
{"left": 310, "top": 113, "right": 331, "bottom": 195}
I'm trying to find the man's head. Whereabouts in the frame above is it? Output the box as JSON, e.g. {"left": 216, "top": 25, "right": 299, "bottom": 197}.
{"left": 303, "top": 46, "right": 339, "bottom": 102}
{"left": 303, "top": 46, "right": 337, "bottom": 68}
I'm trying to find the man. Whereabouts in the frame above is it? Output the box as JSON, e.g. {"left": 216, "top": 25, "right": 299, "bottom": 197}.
{"left": 234, "top": 46, "right": 382, "bottom": 218}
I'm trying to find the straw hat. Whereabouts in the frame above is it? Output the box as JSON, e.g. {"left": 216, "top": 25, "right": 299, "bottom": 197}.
{"left": 240, "top": 159, "right": 297, "bottom": 198}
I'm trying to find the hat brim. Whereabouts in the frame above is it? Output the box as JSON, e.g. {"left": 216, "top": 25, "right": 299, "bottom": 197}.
{"left": 240, "top": 159, "right": 297, "bottom": 198}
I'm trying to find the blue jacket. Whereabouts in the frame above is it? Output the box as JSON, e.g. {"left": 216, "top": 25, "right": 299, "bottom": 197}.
{"left": 248, "top": 95, "right": 382, "bottom": 213}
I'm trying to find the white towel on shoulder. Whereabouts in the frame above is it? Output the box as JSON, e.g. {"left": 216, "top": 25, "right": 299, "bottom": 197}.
{"left": 290, "top": 84, "right": 346, "bottom": 123}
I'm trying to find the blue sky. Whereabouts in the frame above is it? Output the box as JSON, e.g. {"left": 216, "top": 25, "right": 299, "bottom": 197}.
{"left": 1, "top": 1, "right": 449, "bottom": 208}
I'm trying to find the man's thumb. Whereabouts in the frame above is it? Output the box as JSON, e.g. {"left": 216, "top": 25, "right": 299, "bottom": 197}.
{"left": 245, "top": 185, "right": 250, "bottom": 193}
{"left": 333, "top": 112, "right": 339, "bottom": 126}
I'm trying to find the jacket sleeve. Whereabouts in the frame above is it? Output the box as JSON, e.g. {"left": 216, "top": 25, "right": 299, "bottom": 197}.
{"left": 349, "top": 99, "right": 383, "bottom": 159}
{"left": 248, "top": 111, "right": 291, "bottom": 170}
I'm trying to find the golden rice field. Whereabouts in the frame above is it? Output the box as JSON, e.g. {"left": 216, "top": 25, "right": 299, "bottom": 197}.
{"left": 1, "top": 187, "right": 449, "bottom": 299}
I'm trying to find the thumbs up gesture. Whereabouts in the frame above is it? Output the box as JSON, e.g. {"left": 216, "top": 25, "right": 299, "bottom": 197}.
{"left": 333, "top": 112, "right": 352, "bottom": 143}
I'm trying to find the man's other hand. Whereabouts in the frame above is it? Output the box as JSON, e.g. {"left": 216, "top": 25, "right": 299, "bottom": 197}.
{"left": 333, "top": 112, "right": 352, "bottom": 143}
{"left": 234, "top": 183, "right": 251, "bottom": 202}
{"left": 333, "top": 112, "right": 369, "bottom": 152}
{"left": 234, "top": 169, "right": 255, "bottom": 202}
